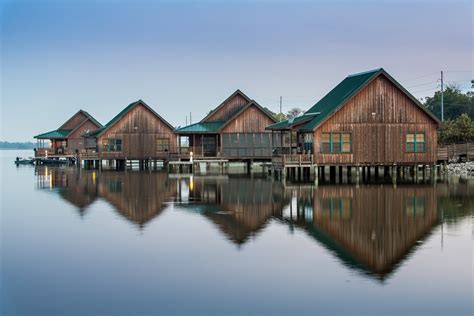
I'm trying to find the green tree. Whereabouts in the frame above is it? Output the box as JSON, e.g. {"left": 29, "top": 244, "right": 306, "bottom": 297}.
{"left": 264, "top": 107, "right": 287, "bottom": 122}
{"left": 424, "top": 85, "right": 473, "bottom": 120}
{"left": 287, "top": 107, "right": 303, "bottom": 119}
{"left": 438, "top": 113, "right": 474, "bottom": 143}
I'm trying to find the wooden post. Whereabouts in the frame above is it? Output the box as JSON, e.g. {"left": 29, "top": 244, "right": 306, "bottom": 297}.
{"left": 329, "top": 166, "right": 336, "bottom": 182}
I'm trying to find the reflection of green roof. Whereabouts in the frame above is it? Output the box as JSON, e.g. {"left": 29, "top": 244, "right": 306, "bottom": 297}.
{"left": 175, "top": 121, "right": 225, "bottom": 133}
{"left": 266, "top": 113, "right": 318, "bottom": 130}
{"left": 34, "top": 129, "right": 72, "bottom": 139}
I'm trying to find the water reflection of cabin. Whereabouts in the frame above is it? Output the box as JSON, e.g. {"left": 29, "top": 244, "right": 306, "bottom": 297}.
{"left": 177, "top": 176, "right": 288, "bottom": 244}
{"left": 98, "top": 172, "right": 177, "bottom": 227}
{"left": 174, "top": 90, "right": 277, "bottom": 161}
{"left": 83, "top": 100, "right": 176, "bottom": 163}
{"left": 35, "top": 166, "right": 99, "bottom": 215}
{"left": 267, "top": 69, "right": 441, "bottom": 170}
{"left": 35, "top": 166, "right": 176, "bottom": 227}
{"left": 34, "top": 110, "right": 102, "bottom": 158}
{"left": 283, "top": 184, "right": 439, "bottom": 279}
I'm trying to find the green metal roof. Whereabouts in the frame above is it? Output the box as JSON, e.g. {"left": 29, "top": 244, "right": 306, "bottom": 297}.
{"left": 299, "top": 68, "right": 382, "bottom": 131}
{"left": 175, "top": 121, "right": 225, "bottom": 133}
{"left": 34, "top": 129, "right": 72, "bottom": 139}
{"left": 104, "top": 101, "right": 137, "bottom": 128}
{"left": 266, "top": 113, "right": 318, "bottom": 130}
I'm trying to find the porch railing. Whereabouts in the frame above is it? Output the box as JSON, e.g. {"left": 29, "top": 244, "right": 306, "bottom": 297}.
{"left": 272, "top": 154, "right": 314, "bottom": 166}
{"left": 34, "top": 148, "right": 55, "bottom": 157}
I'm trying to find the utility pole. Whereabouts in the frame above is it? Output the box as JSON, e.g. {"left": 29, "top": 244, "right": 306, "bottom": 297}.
{"left": 440, "top": 70, "right": 444, "bottom": 122}
{"left": 190, "top": 112, "right": 192, "bottom": 124}
{"left": 185, "top": 115, "right": 188, "bottom": 126}
{"left": 279, "top": 96, "right": 283, "bottom": 121}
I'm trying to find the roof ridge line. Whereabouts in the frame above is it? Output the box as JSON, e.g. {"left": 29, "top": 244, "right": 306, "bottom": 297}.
{"left": 346, "top": 68, "right": 383, "bottom": 78}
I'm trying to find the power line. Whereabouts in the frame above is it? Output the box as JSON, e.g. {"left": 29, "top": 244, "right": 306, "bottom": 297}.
{"left": 403, "top": 72, "right": 439, "bottom": 82}
{"left": 444, "top": 70, "right": 473, "bottom": 73}
{"left": 407, "top": 81, "right": 438, "bottom": 88}
{"left": 411, "top": 86, "right": 439, "bottom": 94}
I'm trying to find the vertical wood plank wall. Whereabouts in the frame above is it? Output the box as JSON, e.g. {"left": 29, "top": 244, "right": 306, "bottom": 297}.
{"left": 59, "top": 112, "right": 88, "bottom": 130}
{"left": 98, "top": 104, "right": 177, "bottom": 159}
{"left": 204, "top": 94, "right": 249, "bottom": 122}
{"left": 221, "top": 105, "right": 275, "bottom": 133}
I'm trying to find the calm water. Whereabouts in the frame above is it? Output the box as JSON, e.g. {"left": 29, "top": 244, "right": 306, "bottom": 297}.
{"left": 1, "top": 150, "right": 472, "bottom": 316}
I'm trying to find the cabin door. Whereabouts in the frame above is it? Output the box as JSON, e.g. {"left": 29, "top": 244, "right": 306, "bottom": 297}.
{"left": 202, "top": 135, "right": 217, "bottom": 157}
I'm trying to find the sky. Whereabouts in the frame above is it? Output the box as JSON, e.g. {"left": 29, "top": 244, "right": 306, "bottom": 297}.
{"left": 1, "top": 0, "right": 472, "bottom": 142}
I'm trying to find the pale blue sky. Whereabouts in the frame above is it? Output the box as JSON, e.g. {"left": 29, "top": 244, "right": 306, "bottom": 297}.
{"left": 1, "top": 0, "right": 472, "bottom": 141}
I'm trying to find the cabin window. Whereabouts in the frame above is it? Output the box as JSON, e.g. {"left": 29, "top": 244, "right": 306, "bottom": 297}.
{"left": 321, "top": 132, "right": 352, "bottom": 153}
{"left": 104, "top": 139, "right": 122, "bottom": 152}
{"left": 406, "top": 132, "right": 425, "bottom": 153}
{"left": 157, "top": 138, "right": 170, "bottom": 152}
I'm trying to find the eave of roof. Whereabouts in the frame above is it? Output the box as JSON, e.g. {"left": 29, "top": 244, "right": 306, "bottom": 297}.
{"left": 174, "top": 121, "right": 225, "bottom": 133}
{"left": 80, "top": 110, "right": 103, "bottom": 128}
{"left": 266, "top": 113, "right": 318, "bottom": 130}
{"left": 34, "top": 129, "right": 72, "bottom": 139}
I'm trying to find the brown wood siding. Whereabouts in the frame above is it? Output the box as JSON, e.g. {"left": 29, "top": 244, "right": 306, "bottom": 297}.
{"left": 204, "top": 94, "right": 249, "bottom": 122}
{"left": 313, "top": 75, "right": 438, "bottom": 165}
{"left": 68, "top": 120, "right": 100, "bottom": 139}
{"left": 59, "top": 112, "right": 88, "bottom": 130}
{"left": 221, "top": 104, "right": 275, "bottom": 133}
{"left": 66, "top": 120, "right": 102, "bottom": 153}
{"left": 98, "top": 104, "right": 177, "bottom": 159}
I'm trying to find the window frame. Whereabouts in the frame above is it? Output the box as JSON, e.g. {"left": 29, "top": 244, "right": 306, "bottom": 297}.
{"left": 320, "top": 131, "right": 352, "bottom": 154}
{"left": 103, "top": 138, "right": 122, "bottom": 152}
{"left": 405, "top": 131, "right": 426, "bottom": 153}
{"left": 156, "top": 137, "right": 170, "bottom": 152}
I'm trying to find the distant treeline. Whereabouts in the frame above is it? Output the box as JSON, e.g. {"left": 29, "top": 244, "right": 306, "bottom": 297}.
{"left": 0, "top": 141, "right": 36, "bottom": 149}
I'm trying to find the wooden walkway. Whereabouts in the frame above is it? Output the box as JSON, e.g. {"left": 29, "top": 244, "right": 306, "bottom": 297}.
{"left": 437, "top": 142, "right": 474, "bottom": 162}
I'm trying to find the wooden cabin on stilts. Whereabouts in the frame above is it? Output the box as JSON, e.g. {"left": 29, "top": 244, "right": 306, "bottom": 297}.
{"left": 267, "top": 68, "right": 441, "bottom": 183}
{"left": 34, "top": 110, "right": 103, "bottom": 164}
{"left": 173, "top": 89, "right": 277, "bottom": 173}
{"left": 82, "top": 99, "right": 176, "bottom": 170}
